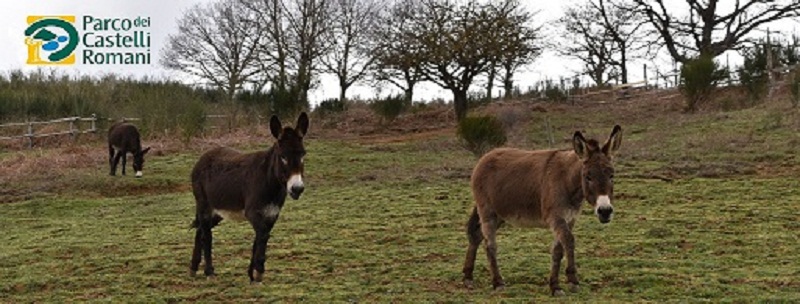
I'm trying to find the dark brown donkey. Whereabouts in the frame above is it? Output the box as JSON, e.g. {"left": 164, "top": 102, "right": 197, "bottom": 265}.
{"left": 462, "top": 125, "right": 622, "bottom": 296}
{"left": 189, "top": 112, "right": 309, "bottom": 283}
{"left": 108, "top": 122, "right": 151, "bottom": 177}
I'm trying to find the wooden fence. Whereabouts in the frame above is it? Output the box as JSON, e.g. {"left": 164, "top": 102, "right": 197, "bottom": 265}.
{"left": 569, "top": 63, "right": 800, "bottom": 104}
{"left": 0, "top": 114, "right": 140, "bottom": 148}
{"left": 0, "top": 113, "right": 253, "bottom": 149}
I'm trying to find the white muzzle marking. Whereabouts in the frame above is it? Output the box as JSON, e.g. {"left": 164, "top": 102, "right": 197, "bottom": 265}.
{"left": 595, "top": 195, "right": 612, "bottom": 215}
{"left": 287, "top": 174, "right": 303, "bottom": 193}
{"left": 135, "top": 171, "right": 143, "bottom": 177}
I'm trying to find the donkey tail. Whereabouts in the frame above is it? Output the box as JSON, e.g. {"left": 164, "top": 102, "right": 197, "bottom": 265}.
{"left": 466, "top": 206, "right": 482, "bottom": 244}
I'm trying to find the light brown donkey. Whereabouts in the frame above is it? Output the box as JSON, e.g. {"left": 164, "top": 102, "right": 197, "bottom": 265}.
{"left": 462, "top": 125, "right": 622, "bottom": 296}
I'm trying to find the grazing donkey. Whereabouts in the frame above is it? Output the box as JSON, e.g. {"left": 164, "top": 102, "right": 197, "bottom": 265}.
{"left": 189, "top": 112, "right": 309, "bottom": 283}
{"left": 462, "top": 125, "right": 622, "bottom": 296}
{"left": 108, "top": 122, "right": 151, "bottom": 177}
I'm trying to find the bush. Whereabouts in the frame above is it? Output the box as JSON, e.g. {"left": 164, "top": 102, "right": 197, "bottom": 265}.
{"left": 680, "top": 55, "right": 727, "bottom": 112}
{"left": 457, "top": 115, "right": 507, "bottom": 157}
{"left": 267, "top": 85, "right": 303, "bottom": 120}
{"left": 178, "top": 101, "right": 206, "bottom": 143}
{"left": 542, "top": 79, "right": 567, "bottom": 103}
{"left": 315, "top": 98, "right": 346, "bottom": 116}
{"left": 371, "top": 94, "right": 407, "bottom": 122}
{"left": 738, "top": 44, "right": 769, "bottom": 105}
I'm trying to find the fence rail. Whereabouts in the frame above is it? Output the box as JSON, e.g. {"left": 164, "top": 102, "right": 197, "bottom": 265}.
{"left": 0, "top": 114, "right": 242, "bottom": 148}
{"left": 0, "top": 114, "right": 106, "bottom": 148}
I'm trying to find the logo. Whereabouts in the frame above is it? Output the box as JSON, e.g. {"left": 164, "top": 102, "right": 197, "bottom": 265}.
{"left": 24, "top": 15, "right": 152, "bottom": 66}
{"left": 25, "top": 16, "right": 79, "bottom": 65}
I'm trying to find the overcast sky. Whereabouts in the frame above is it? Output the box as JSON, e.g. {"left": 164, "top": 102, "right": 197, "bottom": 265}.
{"left": 2, "top": 0, "right": 798, "bottom": 104}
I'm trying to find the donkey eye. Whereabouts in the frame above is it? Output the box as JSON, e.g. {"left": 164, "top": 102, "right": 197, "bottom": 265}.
{"left": 281, "top": 157, "right": 288, "bottom": 165}
{"left": 585, "top": 175, "right": 592, "bottom": 182}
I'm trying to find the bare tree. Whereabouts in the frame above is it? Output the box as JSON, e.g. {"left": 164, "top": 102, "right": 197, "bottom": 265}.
{"left": 492, "top": 0, "right": 541, "bottom": 100}
{"left": 322, "top": 0, "right": 380, "bottom": 102}
{"left": 285, "top": 0, "right": 331, "bottom": 107}
{"left": 634, "top": 0, "right": 800, "bottom": 63}
{"left": 162, "top": 0, "right": 264, "bottom": 103}
{"left": 406, "top": 0, "right": 517, "bottom": 120}
{"left": 593, "top": 0, "right": 646, "bottom": 84}
{"left": 371, "top": 0, "right": 425, "bottom": 104}
{"left": 242, "top": 0, "right": 291, "bottom": 92}
{"left": 557, "top": 2, "right": 618, "bottom": 86}
{"left": 557, "top": 0, "right": 645, "bottom": 86}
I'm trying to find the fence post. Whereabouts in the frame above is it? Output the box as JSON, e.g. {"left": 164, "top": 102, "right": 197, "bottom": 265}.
{"left": 91, "top": 114, "right": 96, "bottom": 133}
{"left": 69, "top": 118, "right": 76, "bottom": 141}
{"left": 27, "top": 121, "right": 33, "bottom": 149}
{"left": 643, "top": 64, "right": 648, "bottom": 88}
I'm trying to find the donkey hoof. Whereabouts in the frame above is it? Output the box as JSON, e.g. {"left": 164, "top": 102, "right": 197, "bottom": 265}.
{"left": 568, "top": 283, "right": 580, "bottom": 293}
{"left": 251, "top": 270, "right": 264, "bottom": 283}
{"left": 189, "top": 270, "right": 197, "bottom": 277}
{"left": 250, "top": 280, "right": 263, "bottom": 286}
{"left": 493, "top": 284, "right": 505, "bottom": 292}
{"left": 463, "top": 279, "right": 475, "bottom": 289}
{"left": 552, "top": 289, "right": 566, "bottom": 297}
{"left": 205, "top": 274, "right": 216, "bottom": 281}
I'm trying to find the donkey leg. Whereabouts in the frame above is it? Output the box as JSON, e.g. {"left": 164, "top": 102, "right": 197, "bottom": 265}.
{"left": 462, "top": 207, "right": 483, "bottom": 289}
{"left": 549, "top": 240, "right": 565, "bottom": 296}
{"left": 480, "top": 213, "right": 504, "bottom": 290}
{"left": 108, "top": 146, "right": 116, "bottom": 175}
{"left": 247, "top": 209, "right": 278, "bottom": 284}
{"left": 200, "top": 217, "right": 220, "bottom": 277}
{"left": 111, "top": 150, "right": 123, "bottom": 176}
{"left": 121, "top": 150, "right": 127, "bottom": 175}
{"left": 190, "top": 227, "right": 202, "bottom": 277}
{"left": 552, "top": 219, "right": 579, "bottom": 294}
{"left": 565, "top": 221, "right": 579, "bottom": 292}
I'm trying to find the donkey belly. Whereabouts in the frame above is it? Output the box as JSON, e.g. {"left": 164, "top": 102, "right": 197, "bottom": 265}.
{"left": 500, "top": 211, "right": 549, "bottom": 228}
{"left": 214, "top": 209, "right": 247, "bottom": 221}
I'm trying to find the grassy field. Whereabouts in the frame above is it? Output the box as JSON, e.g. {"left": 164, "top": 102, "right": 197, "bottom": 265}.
{"left": 1, "top": 101, "right": 800, "bottom": 302}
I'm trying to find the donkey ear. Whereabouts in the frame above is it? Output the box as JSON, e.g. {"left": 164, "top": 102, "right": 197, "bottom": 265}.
{"left": 270, "top": 115, "right": 282, "bottom": 139}
{"left": 602, "top": 125, "right": 623, "bottom": 157}
{"left": 572, "top": 131, "right": 590, "bottom": 160}
{"left": 141, "top": 147, "right": 151, "bottom": 155}
{"left": 296, "top": 112, "right": 309, "bottom": 137}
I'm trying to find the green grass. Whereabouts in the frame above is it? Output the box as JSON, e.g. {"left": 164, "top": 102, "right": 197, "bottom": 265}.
{"left": 2, "top": 105, "right": 800, "bottom": 301}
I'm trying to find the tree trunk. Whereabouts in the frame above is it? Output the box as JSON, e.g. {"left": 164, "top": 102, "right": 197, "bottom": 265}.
{"left": 226, "top": 82, "right": 238, "bottom": 132}
{"left": 453, "top": 89, "right": 468, "bottom": 121}
{"left": 339, "top": 82, "right": 349, "bottom": 103}
{"left": 403, "top": 86, "right": 414, "bottom": 106}
{"left": 503, "top": 68, "right": 514, "bottom": 100}
{"left": 620, "top": 46, "right": 628, "bottom": 84}
{"left": 486, "top": 65, "right": 496, "bottom": 100}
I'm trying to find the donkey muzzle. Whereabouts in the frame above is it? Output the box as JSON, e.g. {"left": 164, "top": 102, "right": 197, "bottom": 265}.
{"left": 289, "top": 185, "right": 304, "bottom": 200}
{"left": 597, "top": 206, "right": 613, "bottom": 223}
{"left": 287, "top": 174, "right": 304, "bottom": 200}
{"left": 595, "top": 195, "right": 614, "bottom": 224}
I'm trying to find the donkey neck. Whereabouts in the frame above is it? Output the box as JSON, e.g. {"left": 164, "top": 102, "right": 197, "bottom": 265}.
{"left": 564, "top": 151, "right": 586, "bottom": 207}
{"left": 261, "top": 145, "right": 289, "bottom": 193}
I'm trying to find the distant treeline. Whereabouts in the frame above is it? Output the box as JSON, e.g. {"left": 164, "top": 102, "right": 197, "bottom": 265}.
{"left": 0, "top": 69, "right": 284, "bottom": 139}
